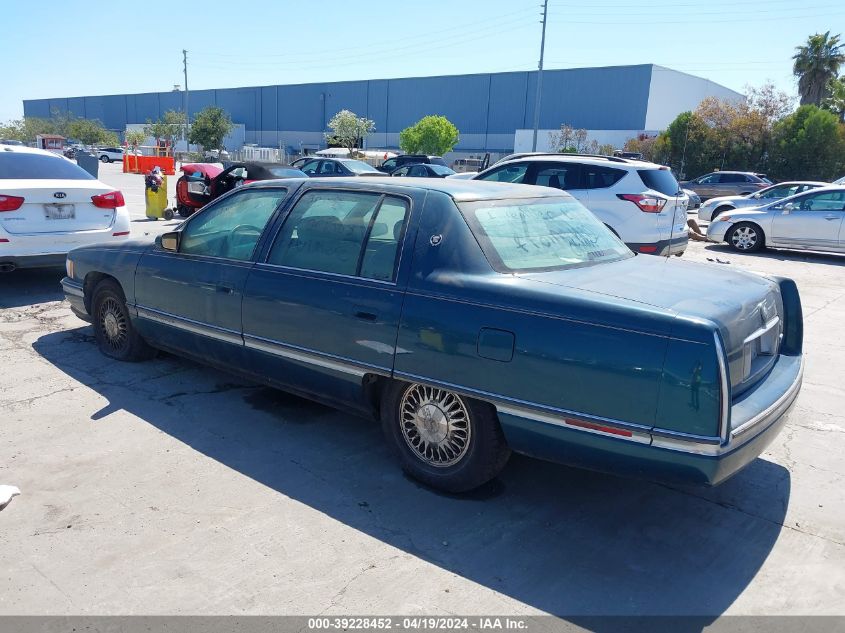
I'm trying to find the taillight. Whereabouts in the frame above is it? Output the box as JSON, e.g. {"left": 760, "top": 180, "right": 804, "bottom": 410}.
{"left": 91, "top": 191, "right": 125, "bottom": 209}
{"left": 0, "top": 195, "right": 24, "bottom": 212}
{"left": 617, "top": 193, "right": 666, "bottom": 213}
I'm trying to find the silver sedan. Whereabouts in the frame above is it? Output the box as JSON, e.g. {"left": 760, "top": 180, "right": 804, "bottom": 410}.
{"left": 698, "top": 181, "right": 827, "bottom": 222}
{"left": 706, "top": 186, "right": 845, "bottom": 253}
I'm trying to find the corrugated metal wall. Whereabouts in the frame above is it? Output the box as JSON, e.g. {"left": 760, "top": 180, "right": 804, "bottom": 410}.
{"left": 21, "top": 65, "right": 684, "bottom": 151}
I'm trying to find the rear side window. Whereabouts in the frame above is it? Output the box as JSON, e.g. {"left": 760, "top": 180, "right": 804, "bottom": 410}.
{"left": 583, "top": 165, "right": 626, "bottom": 189}
{"left": 638, "top": 169, "right": 680, "bottom": 196}
{"left": 531, "top": 163, "right": 583, "bottom": 190}
{"left": 0, "top": 153, "right": 95, "bottom": 180}
{"left": 268, "top": 190, "right": 409, "bottom": 281}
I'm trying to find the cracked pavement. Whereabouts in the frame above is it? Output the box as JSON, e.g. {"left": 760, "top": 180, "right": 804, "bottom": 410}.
{"left": 0, "top": 239, "right": 844, "bottom": 617}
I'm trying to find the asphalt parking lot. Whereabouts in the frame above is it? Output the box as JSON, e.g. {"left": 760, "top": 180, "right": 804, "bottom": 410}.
{"left": 1, "top": 175, "right": 844, "bottom": 617}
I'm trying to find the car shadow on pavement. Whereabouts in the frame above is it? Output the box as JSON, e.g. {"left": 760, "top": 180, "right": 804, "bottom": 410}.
{"left": 33, "top": 327, "right": 791, "bottom": 624}
{"left": 703, "top": 243, "right": 845, "bottom": 267}
{"left": 0, "top": 267, "right": 65, "bottom": 308}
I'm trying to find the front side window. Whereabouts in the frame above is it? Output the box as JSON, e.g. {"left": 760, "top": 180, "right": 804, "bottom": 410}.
{"left": 267, "top": 190, "right": 409, "bottom": 281}
{"left": 408, "top": 165, "right": 428, "bottom": 177}
{"left": 299, "top": 159, "right": 320, "bottom": 174}
{"left": 697, "top": 174, "right": 719, "bottom": 184}
{"left": 460, "top": 197, "right": 632, "bottom": 273}
{"left": 476, "top": 163, "right": 528, "bottom": 183}
{"left": 179, "top": 189, "right": 287, "bottom": 260}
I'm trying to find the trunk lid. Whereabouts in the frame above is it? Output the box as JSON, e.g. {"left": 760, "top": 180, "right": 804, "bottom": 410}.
{"left": 522, "top": 256, "right": 783, "bottom": 392}
{"left": 1, "top": 179, "right": 116, "bottom": 234}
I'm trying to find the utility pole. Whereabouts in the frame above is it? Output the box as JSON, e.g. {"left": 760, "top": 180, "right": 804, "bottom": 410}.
{"left": 531, "top": 0, "right": 549, "bottom": 152}
{"left": 183, "top": 49, "right": 189, "bottom": 150}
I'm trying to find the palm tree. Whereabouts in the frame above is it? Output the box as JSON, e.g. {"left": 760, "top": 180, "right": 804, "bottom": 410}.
{"left": 793, "top": 32, "right": 845, "bottom": 105}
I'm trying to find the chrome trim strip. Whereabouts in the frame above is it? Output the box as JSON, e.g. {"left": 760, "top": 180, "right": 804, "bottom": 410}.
{"left": 497, "top": 403, "right": 651, "bottom": 444}
{"left": 393, "top": 370, "right": 653, "bottom": 443}
{"left": 648, "top": 427, "right": 722, "bottom": 445}
{"left": 714, "top": 331, "right": 731, "bottom": 444}
{"left": 135, "top": 306, "right": 243, "bottom": 346}
{"left": 244, "top": 333, "right": 390, "bottom": 378}
{"left": 61, "top": 279, "right": 84, "bottom": 298}
{"left": 731, "top": 357, "right": 803, "bottom": 440}
{"left": 743, "top": 316, "right": 780, "bottom": 345}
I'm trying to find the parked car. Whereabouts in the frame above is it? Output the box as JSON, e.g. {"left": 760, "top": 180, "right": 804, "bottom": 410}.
{"left": 451, "top": 158, "right": 485, "bottom": 173}
{"left": 680, "top": 171, "right": 770, "bottom": 200}
{"left": 376, "top": 155, "right": 447, "bottom": 173}
{"left": 391, "top": 164, "right": 456, "bottom": 178}
{"left": 62, "top": 178, "right": 803, "bottom": 492}
{"left": 698, "top": 181, "right": 827, "bottom": 222}
{"left": 97, "top": 147, "right": 125, "bottom": 163}
{"left": 293, "top": 157, "right": 389, "bottom": 178}
{"left": 175, "top": 162, "right": 307, "bottom": 217}
{"left": 472, "top": 154, "right": 689, "bottom": 256}
{"left": 707, "top": 185, "right": 845, "bottom": 253}
{"left": 0, "top": 139, "right": 24, "bottom": 146}
{"left": 684, "top": 189, "right": 701, "bottom": 210}
{"left": 0, "top": 146, "right": 129, "bottom": 271}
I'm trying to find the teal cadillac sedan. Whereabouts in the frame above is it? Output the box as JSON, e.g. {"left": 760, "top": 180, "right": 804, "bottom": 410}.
{"left": 62, "top": 178, "right": 803, "bottom": 493}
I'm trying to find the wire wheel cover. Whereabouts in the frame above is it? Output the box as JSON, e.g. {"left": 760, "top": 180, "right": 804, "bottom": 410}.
{"left": 400, "top": 384, "right": 471, "bottom": 467}
{"left": 98, "top": 297, "right": 128, "bottom": 352}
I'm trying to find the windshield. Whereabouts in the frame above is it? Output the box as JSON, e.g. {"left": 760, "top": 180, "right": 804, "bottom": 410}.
{"left": 460, "top": 197, "right": 632, "bottom": 273}
{"left": 0, "top": 153, "right": 95, "bottom": 179}
{"left": 340, "top": 159, "right": 379, "bottom": 174}
{"left": 638, "top": 169, "right": 681, "bottom": 196}
{"left": 430, "top": 165, "right": 455, "bottom": 176}
{"left": 267, "top": 166, "right": 305, "bottom": 178}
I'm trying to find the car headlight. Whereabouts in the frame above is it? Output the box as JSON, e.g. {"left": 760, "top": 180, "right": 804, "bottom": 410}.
{"left": 65, "top": 258, "right": 74, "bottom": 279}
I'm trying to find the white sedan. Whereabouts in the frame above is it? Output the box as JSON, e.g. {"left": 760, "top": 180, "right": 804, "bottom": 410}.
{"left": 0, "top": 146, "right": 130, "bottom": 271}
{"left": 706, "top": 185, "right": 845, "bottom": 253}
{"left": 97, "top": 147, "right": 125, "bottom": 163}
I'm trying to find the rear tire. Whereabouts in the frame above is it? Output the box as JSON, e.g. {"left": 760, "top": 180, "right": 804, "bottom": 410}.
{"left": 92, "top": 279, "right": 155, "bottom": 362}
{"left": 728, "top": 222, "right": 765, "bottom": 252}
{"left": 380, "top": 380, "right": 510, "bottom": 493}
{"left": 100, "top": 155, "right": 110, "bottom": 163}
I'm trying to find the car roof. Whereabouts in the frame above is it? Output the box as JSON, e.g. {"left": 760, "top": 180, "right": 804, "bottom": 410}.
{"left": 0, "top": 145, "right": 67, "bottom": 158}
{"left": 495, "top": 153, "right": 659, "bottom": 170}
{"left": 248, "top": 176, "right": 569, "bottom": 202}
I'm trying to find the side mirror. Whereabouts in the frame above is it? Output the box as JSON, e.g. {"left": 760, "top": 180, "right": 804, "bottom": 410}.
{"left": 159, "top": 231, "right": 180, "bottom": 252}
{"left": 782, "top": 203, "right": 795, "bottom": 214}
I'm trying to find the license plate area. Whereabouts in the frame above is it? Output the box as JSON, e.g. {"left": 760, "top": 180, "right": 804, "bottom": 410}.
{"left": 44, "top": 204, "right": 76, "bottom": 220}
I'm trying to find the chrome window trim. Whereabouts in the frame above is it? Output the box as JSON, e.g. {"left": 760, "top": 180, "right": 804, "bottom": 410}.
{"left": 135, "top": 305, "right": 243, "bottom": 346}
{"left": 244, "top": 333, "right": 391, "bottom": 378}
{"left": 253, "top": 262, "right": 397, "bottom": 287}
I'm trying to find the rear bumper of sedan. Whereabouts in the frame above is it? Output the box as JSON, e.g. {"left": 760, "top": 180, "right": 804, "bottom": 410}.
{"left": 627, "top": 234, "right": 688, "bottom": 257}
{"left": 497, "top": 353, "right": 802, "bottom": 487}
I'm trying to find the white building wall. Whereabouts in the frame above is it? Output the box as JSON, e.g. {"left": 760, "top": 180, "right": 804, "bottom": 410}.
{"left": 644, "top": 66, "right": 745, "bottom": 130}
{"left": 513, "top": 129, "right": 656, "bottom": 153}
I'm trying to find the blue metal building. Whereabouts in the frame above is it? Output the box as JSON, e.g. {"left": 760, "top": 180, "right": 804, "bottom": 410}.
{"left": 22, "top": 64, "right": 742, "bottom": 153}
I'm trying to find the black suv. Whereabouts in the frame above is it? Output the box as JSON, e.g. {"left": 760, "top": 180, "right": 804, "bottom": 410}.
{"left": 377, "top": 155, "right": 447, "bottom": 173}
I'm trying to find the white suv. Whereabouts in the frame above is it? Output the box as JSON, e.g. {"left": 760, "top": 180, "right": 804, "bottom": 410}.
{"left": 0, "top": 146, "right": 130, "bottom": 271}
{"left": 472, "top": 154, "right": 689, "bottom": 256}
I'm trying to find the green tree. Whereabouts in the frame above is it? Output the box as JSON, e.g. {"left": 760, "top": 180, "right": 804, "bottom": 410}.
{"left": 125, "top": 130, "right": 147, "bottom": 151}
{"left": 66, "top": 118, "right": 118, "bottom": 146}
{"left": 189, "top": 106, "right": 233, "bottom": 153}
{"left": 793, "top": 32, "right": 845, "bottom": 105}
{"left": 768, "top": 105, "right": 845, "bottom": 180}
{"left": 326, "top": 109, "right": 375, "bottom": 157}
{"left": 399, "top": 115, "right": 459, "bottom": 155}
{"left": 822, "top": 76, "right": 845, "bottom": 121}
{"left": 144, "top": 110, "right": 187, "bottom": 153}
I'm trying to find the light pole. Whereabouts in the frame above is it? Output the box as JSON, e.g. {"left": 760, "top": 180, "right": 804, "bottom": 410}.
{"left": 531, "top": 0, "right": 549, "bottom": 152}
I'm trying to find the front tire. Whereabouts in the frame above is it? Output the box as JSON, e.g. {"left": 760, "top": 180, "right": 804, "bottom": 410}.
{"left": 92, "top": 279, "right": 155, "bottom": 361}
{"left": 100, "top": 155, "right": 110, "bottom": 163}
{"left": 728, "top": 222, "right": 765, "bottom": 252}
{"left": 381, "top": 381, "right": 510, "bottom": 493}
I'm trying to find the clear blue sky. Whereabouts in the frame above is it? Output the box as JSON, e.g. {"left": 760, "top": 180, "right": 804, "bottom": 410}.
{"left": 3, "top": 0, "right": 843, "bottom": 122}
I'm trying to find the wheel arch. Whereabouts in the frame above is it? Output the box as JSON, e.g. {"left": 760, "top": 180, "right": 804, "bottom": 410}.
{"left": 83, "top": 271, "right": 123, "bottom": 313}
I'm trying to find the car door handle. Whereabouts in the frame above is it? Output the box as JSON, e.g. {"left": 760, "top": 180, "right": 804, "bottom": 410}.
{"left": 354, "top": 310, "right": 378, "bottom": 322}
